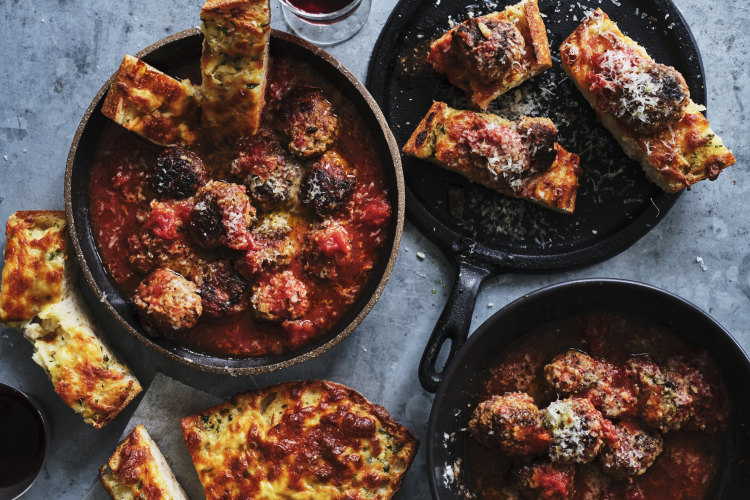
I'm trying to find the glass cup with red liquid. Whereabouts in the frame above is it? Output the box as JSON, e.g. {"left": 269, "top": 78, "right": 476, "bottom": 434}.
{"left": 278, "top": 0, "right": 371, "bottom": 46}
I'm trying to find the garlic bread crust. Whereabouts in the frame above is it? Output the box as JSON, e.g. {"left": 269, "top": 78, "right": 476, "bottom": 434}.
{"left": 403, "top": 102, "right": 582, "bottom": 213}
{"left": 0, "top": 211, "right": 66, "bottom": 325}
{"left": 200, "top": 0, "right": 270, "bottom": 136}
{"left": 428, "top": 0, "right": 552, "bottom": 109}
{"left": 560, "top": 9, "right": 735, "bottom": 192}
{"left": 181, "top": 380, "right": 418, "bottom": 499}
{"left": 101, "top": 55, "right": 201, "bottom": 147}
{"left": 23, "top": 293, "right": 142, "bottom": 428}
{"left": 100, "top": 425, "right": 188, "bottom": 500}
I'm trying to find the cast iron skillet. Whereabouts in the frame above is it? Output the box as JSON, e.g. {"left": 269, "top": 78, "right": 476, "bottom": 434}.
{"left": 65, "top": 28, "right": 405, "bottom": 375}
{"left": 367, "top": 0, "right": 707, "bottom": 391}
{"left": 427, "top": 279, "right": 750, "bottom": 499}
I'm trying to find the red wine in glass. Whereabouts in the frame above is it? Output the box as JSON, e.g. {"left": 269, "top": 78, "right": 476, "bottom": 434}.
{"left": 286, "top": 0, "right": 356, "bottom": 14}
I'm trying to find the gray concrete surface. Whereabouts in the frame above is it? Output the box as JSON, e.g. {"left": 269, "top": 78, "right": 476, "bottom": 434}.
{"left": 0, "top": 0, "right": 747, "bottom": 498}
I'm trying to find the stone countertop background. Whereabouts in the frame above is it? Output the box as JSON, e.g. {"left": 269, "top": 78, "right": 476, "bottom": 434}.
{"left": 0, "top": 0, "right": 747, "bottom": 498}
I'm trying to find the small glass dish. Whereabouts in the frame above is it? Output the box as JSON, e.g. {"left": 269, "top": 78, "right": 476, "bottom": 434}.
{"left": 0, "top": 383, "right": 49, "bottom": 500}
{"left": 278, "top": 0, "right": 371, "bottom": 46}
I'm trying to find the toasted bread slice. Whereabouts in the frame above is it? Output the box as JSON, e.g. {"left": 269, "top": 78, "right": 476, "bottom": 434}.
{"left": 100, "top": 425, "right": 188, "bottom": 500}
{"left": 428, "top": 0, "right": 552, "bottom": 109}
{"left": 560, "top": 9, "right": 735, "bottom": 192}
{"left": 181, "top": 380, "right": 418, "bottom": 499}
{"left": 101, "top": 55, "right": 201, "bottom": 147}
{"left": 403, "top": 102, "right": 582, "bottom": 213}
{"left": 200, "top": 0, "right": 270, "bottom": 136}
{"left": 0, "top": 211, "right": 67, "bottom": 325}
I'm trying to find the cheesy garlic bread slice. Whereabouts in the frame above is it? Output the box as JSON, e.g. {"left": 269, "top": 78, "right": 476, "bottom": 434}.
{"left": 181, "top": 380, "right": 418, "bottom": 499}
{"left": 200, "top": 0, "right": 270, "bottom": 136}
{"left": 403, "top": 102, "right": 582, "bottom": 214}
{"left": 100, "top": 425, "right": 188, "bottom": 500}
{"left": 560, "top": 9, "right": 735, "bottom": 192}
{"left": 428, "top": 0, "right": 552, "bottom": 109}
{"left": 101, "top": 55, "right": 201, "bottom": 147}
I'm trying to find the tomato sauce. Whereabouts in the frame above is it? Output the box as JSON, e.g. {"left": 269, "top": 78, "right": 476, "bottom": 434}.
{"left": 88, "top": 55, "right": 392, "bottom": 357}
{"left": 468, "top": 312, "right": 727, "bottom": 500}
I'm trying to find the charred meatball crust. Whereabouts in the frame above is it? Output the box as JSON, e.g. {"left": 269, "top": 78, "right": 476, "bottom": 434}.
{"left": 452, "top": 17, "right": 526, "bottom": 84}
{"left": 188, "top": 180, "right": 255, "bottom": 251}
{"left": 192, "top": 260, "right": 249, "bottom": 319}
{"left": 150, "top": 147, "right": 208, "bottom": 199}
{"left": 468, "top": 392, "right": 551, "bottom": 457}
{"left": 301, "top": 151, "right": 356, "bottom": 216}
{"left": 276, "top": 86, "right": 339, "bottom": 158}
{"left": 599, "top": 419, "right": 663, "bottom": 479}
{"left": 131, "top": 267, "right": 202, "bottom": 337}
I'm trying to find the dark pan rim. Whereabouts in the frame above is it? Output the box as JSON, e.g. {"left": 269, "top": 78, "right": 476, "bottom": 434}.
{"left": 65, "top": 28, "right": 405, "bottom": 375}
{"left": 425, "top": 278, "right": 750, "bottom": 499}
{"left": 366, "top": 0, "right": 706, "bottom": 273}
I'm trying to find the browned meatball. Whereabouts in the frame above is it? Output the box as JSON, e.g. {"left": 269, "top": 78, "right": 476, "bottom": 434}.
{"left": 276, "top": 86, "right": 338, "bottom": 158}
{"left": 468, "top": 392, "right": 551, "bottom": 457}
{"left": 230, "top": 128, "right": 301, "bottom": 208}
{"left": 304, "top": 220, "right": 352, "bottom": 280}
{"left": 150, "top": 147, "right": 208, "bottom": 199}
{"left": 235, "top": 214, "right": 300, "bottom": 279}
{"left": 516, "top": 117, "right": 557, "bottom": 173}
{"left": 665, "top": 353, "right": 728, "bottom": 433}
{"left": 301, "top": 151, "right": 356, "bottom": 216}
{"left": 542, "top": 398, "right": 615, "bottom": 464}
{"left": 188, "top": 180, "right": 255, "bottom": 251}
{"left": 592, "top": 50, "right": 689, "bottom": 134}
{"left": 625, "top": 354, "right": 694, "bottom": 433}
{"left": 192, "top": 260, "right": 249, "bottom": 319}
{"left": 514, "top": 461, "right": 576, "bottom": 500}
{"left": 582, "top": 360, "right": 637, "bottom": 419}
{"left": 251, "top": 270, "right": 310, "bottom": 322}
{"left": 452, "top": 17, "right": 525, "bottom": 84}
{"left": 131, "top": 268, "right": 202, "bottom": 337}
{"left": 544, "top": 350, "right": 599, "bottom": 394}
{"left": 599, "top": 419, "right": 663, "bottom": 479}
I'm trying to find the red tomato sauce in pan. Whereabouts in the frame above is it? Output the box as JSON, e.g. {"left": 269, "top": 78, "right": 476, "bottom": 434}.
{"left": 89, "top": 56, "right": 392, "bottom": 357}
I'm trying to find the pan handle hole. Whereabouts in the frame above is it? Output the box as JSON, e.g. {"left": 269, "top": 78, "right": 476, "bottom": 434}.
{"left": 435, "top": 338, "right": 452, "bottom": 374}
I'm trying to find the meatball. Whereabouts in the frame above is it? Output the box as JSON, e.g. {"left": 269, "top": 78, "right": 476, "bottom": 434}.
{"left": 192, "top": 260, "right": 249, "bottom": 319}
{"left": 625, "top": 354, "right": 694, "bottom": 432}
{"left": 301, "top": 151, "right": 356, "bottom": 216}
{"left": 304, "top": 220, "right": 352, "bottom": 280}
{"left": 131, "top": 268, "right": 202, "bottom": 337}
{"left": 576, "top": 464, "right": 643, "bottom": 500}
{"left": 276, "top": 86, "right": 339, "bottom": 158}
{"left": 542, "top": 398, "right": 615, "bottom": 464}
{"left": 236, "top": 214, "right": 300, "bottom": 279}
{"left": 452, "top": 17, "right": 526, "bottom": 84}
{"left": 468, "top": 392, "right": 551, "bottom": 457}
{"left": 591, "top": 50, "right": 689, "bottom": 134}
{"left": 230, "top": 128, "right": 301, "bottom": 208}
{"left": 188, "top": 180, "right": 255, "bottom": 251}
{"left": 599, "top": 419, "right": 663, "bottom": 479}
{"left": 514, "top": 461, "right": 576, "bottom": 500}
{"left": 544, "top": 350, "right": 599, "bottom": 394}
{"left": 150, "top": 147, "right": 208, "bottom": 199}
{"left": 251, "top": 270, "right": 310, "bottom": 322}
{"left": 665, "top": 353, "right": 728, "bottom": 433}
{"left": 487, "top": 351, "right": 545, "bottom": 398}
{"left": 516, "top": 117, "right": 558, "bottom": 173}
{"left": 582, "top": 360, "right": 638, "bottom": 419}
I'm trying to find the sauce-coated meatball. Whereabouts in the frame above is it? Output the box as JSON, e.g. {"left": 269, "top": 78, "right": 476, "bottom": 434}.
{"left": 599, "top": 419, "right": 663, "bottom": 479}
{"left": 514, "top": 461, "right": 576, "bottom": 500}
{"left": 304, "top": 220, "right": 352, "bottom": 280}
{"left": 625, "top": 354, "right": 694, "bottom": 432}
{"left": 150, "top": 147, "right": 208, "bottom": 199}
{"left": 276, "top": 86, "right": 339, "bottom": 158}
{"left": 236, "top": 213, "right": 300, "bottom": 279}
{"left": 131, "top": 268, "right": 202, "bottom": 337}
{"left": 192, "top": 260, "right": 249, "bottom": 319}
{"left": 544, "top": 350, "right": 599, "bottom": 394}
{"left": 188, "top": 180, "right": 255, "bottom": 251}
{"left": 301, "top": 151, "right": 356, "bottom": 216}
{"left": 468, "top": 392, "right": 551, "bottom": 457}
{"left": 665, "top": 353, "right": 728, "bottom": 433}
{"left": 452, "top": 17, "right": 525, "bottom": 84}
{"left": 251, "top": 270, "right": 310, "bottom": 323}
{"left": 230, "top": 128, "right": 301, "bottom": 208}
{"left": 542, "top": 398, "right": 615, "bottom": 464}
{"left": 582, "top": 360, "right": 637, "bottom": 419}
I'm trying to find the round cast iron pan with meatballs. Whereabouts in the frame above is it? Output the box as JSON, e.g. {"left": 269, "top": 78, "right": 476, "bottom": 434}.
{"left": 65, "top": 29, "right": 405, "bottom": 375}
{"left": 426, "top": 279, "right": 750, "bottom": 499}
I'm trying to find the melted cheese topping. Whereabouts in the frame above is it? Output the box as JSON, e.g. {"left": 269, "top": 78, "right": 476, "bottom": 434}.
{"left": 544, "top": 400, "right": 591, "bottom": 462}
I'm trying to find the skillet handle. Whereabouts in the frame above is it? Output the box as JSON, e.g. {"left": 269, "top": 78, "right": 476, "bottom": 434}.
{"left": 419, "top": 261, "right": 491, "bottom": 392}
